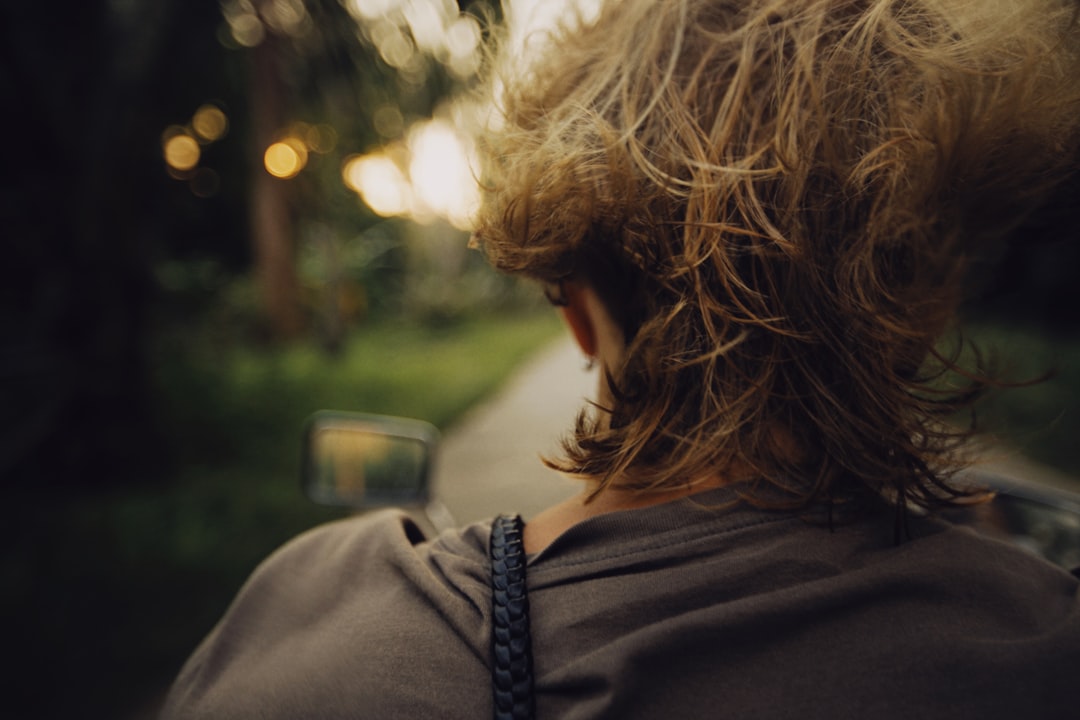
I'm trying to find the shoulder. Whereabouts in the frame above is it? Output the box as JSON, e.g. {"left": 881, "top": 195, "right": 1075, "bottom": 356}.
{"left": 249, "top": 509, "right": 420, "bottom": 574}
{"left": 526, "top": 501, "right": 1080, "bottom": 719}
{"left": 247, "top": 509, "right": 435, "bottom": 585}
{"left": 162, "top": 511, "right": 495, "bottom": 719}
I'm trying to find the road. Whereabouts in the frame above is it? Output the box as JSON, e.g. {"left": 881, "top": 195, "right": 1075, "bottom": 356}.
{"left": 432, "top": 334, "right": 590, "bottom": 525}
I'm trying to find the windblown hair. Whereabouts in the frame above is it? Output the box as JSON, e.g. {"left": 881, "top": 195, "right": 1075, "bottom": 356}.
{"left": 470, "top": 0, "right": 1080, "bottom": 513}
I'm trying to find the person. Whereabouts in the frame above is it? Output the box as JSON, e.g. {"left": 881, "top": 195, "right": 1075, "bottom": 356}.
{"left": 161, "top": 0, "right": 1080, "bottom": 717}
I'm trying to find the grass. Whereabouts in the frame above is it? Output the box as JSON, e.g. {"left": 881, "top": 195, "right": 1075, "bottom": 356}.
{"left": 6, "top": 310, "right": 563, "bottom": 720}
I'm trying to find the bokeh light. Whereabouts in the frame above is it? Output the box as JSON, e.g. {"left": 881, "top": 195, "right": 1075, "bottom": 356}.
{"left": 341, "top": 118, "right": 479, "bottom": 229}
{"left": 342, "top": 153, "right": 413, "bottom": 217}
{"left": 400, "top": 0, "right": 449, "bottom": 54}
{"left": 228, "top": 12, "right": 265, "bottom": 47}
{"left": 164, "top": 134, "right": 201, "bottom": 172}
{"left": 373, "top": 21, "right": 416, "bottom": 69}
{"left": 373, "top": 105, "right": 405, "bottom": 139}
{"left": 407, "top": 120, "right": 479, "bottom": 230}
{"left": 346, "top": 0, "right": 487, "bottom": 82}
{"left": 305, "top": 124, "right": 338, "bottom": 154}
{"left": 192, "top": 105, "right": 228, "bottom": 142}
{"left": 264, "top": 138, "right": 308, "bottom": 179}
{"left": 345, "top": 0, "right": 398, "bottom": 22}
{"left": 262, "top": 0, "right": 310, "bottom": 36}
{"left": 445, "top": 14, "right": 480, "bottom": 56}
{"left": 445, "top": 14, "right": 482, "bottom": 78}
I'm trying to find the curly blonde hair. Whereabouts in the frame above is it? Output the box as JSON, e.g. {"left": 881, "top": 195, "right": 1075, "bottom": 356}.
{"left": 470, "top": 0, "right": 1080, "bottom": 514}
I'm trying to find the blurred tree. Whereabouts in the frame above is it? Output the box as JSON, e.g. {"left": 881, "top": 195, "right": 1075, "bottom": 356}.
{"left": 249, "top": 2, "right": 304, "bottom": 339}
{"left": 0, "top": 0, "right": 502, "bottom": 490}
{"left": 235, "top": 0, "right": 502, "bottom": 344}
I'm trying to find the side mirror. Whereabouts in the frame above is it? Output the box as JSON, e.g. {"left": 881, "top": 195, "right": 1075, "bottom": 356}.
{"left": 946, "top": 470, "right": 1080, "bottom": 571}
{"left": 301, "top": 411, "right": 439, "bottom": 509}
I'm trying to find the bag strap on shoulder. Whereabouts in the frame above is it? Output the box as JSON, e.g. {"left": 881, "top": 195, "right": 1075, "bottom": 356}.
{"left": 490, "top": 514, "right": 535, "bottom": 720}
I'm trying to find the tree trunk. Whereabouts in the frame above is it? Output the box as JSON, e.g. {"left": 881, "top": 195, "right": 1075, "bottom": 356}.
{"left": 250, "top": 17, "right": 304, "bottom": 340}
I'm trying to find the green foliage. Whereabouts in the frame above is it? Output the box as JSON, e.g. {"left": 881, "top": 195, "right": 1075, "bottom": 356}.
{"left": 155, "top": 309, "right": 561, "bottom": 460}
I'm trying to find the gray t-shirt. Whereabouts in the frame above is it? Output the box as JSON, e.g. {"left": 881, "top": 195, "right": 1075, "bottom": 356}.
{"left": 162, "top": 490, "right": 1080, "bottom": 718}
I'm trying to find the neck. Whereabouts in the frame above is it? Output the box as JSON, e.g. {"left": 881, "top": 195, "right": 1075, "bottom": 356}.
{"left": 522, "top": 473, "right": 728, "bottom": 554}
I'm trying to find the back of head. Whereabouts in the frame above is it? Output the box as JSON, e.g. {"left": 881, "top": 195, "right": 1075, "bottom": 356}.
{"left": 472, "top": 0, "right": 1080, "bottom": 512}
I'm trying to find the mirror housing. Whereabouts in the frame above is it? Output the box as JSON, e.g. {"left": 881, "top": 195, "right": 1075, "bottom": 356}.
{"left": 301, "top": 411, "right": 439, "bottom": 510}
{"left": 948, "top": 470, "right": 1080, "bottom": 571}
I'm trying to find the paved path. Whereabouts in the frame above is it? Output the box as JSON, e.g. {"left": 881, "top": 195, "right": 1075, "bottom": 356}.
{"left": 432, "top": 335, "right": 592, "bottom": 525}
{"left": 432, "top": 334, "right": 1079, "bottom": 528}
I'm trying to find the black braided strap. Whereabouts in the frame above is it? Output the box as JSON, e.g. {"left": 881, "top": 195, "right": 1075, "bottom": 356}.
{"left": 490, "top": 514, "right": 535, "bottom": 720}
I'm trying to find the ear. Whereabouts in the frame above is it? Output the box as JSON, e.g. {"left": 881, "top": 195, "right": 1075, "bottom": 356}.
{"left": 560, "top": 281, "right": 598, "bottom": 358}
